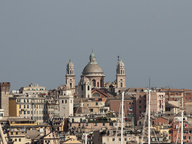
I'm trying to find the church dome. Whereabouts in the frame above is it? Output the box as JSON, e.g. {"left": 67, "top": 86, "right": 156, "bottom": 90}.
{"left": 75, "top": 99, "right": 89, "bottom": 116}
{"left": 75, "top": 106, "right": 89, "bottom": 116}
{"left": 82, "top": 51, "right": 104, "bottom": 76}
{"left": 82, "top": 63, "right": 103, "bottom": 75}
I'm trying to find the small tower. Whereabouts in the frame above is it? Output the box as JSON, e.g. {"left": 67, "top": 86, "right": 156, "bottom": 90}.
{"left": 0, "top": 82, "right": 10, "bottom": 116}
{"left": 116, "top": 58, "right": 126, "bottom": 90}
{"left": 66, "top": 59, "right": 75, "bottom": 92}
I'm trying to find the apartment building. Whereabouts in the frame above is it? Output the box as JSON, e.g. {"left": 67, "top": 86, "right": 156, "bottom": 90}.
{"left": 9, "top": 94, "right": 46, "bottom": 124}
{"left": 19, "top": 83, "right": 47, "bottom": 96}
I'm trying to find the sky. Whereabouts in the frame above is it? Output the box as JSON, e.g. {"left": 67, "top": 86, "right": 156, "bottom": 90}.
{"left": 0, "top": 0, "right": 192, "bottom": 90}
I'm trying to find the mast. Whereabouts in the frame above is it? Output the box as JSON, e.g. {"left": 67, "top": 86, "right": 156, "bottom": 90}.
{"left": 148, "top": 78, "right": 151, "bottom": 144}
{"left": 181, "top": 93, "right": 184, "bottom": 144}
{"left": 148, "top": 89, "right": 151, "bottom": 144}
{"left": 121, "top": 92, "right": 124, "bottom": 144}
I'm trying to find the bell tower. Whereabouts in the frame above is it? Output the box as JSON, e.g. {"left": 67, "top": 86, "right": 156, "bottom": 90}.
{"left": 66, "top": 59, "right": 75, "bottom": 91}
{"left": 116, "top": 57, "right": 126, "bottom": 90}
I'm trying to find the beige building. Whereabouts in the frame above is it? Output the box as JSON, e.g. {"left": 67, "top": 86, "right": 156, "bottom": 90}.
{"left": 59, "top": 90, "right": 74, "bottom": 118}
{"left": 19, "top": 83, "right": 47, "bottom": 96}
{"left": 75, "top": 99, "right": 106, "bottom": 116}
{"left": 102, "top": 135, "right": 139, "bottom": 144}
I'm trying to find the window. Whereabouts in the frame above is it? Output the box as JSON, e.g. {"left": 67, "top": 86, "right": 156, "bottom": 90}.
{"left": 119, "top": 138, "right": 121, "bottom": 141}
{"left": 124, "top": 138, "right": 127, "bottom": 141}
{"left": 90, "top": 109, "right": 93, "bottom": 112}
{"left": 19, "top": 111, "right": 22, "bottom": 114}
{"left": 17, "top": 99, "right": 21, "bottom": 102}
{"left": 27, "top": 111, "right": 30, "bottom": 114}
{"left": 139, "top": 105, "right": 141, "bottom": 108}
{"left": 86, "top": 123, "right": 88, "bottom": 126}
{"left": 87, "top": 86, "right": 90, "bottom": 91}
{"left": 112, "top": 138, "right": 115, "bottom": 141}
{"left": 92, "top": 79, "right": 96, "bottom": 87}
{"left": 65, "top": 100, "right": 67, "bottom": 103}
{"left": 19, "top": 138, "right": 21, "bottom": 142}
{"left": 62, "top": 100, "right": 64, "bottom": 103}
{"left": 27, "top": 105, "right": 29, "bottom": 108}
{"left": 96, "top": 102, "right": 98, "bottom": 105}
{"left": 24, "top": 111, "right": 26, "bottom": 114}
{"left": 103, "top": 123, "right": 105, "bottom": 126}
{"left": 15, "top": 139, "right": 17, "bottom": 141}
{"left": 81, "top": 86, "right": 83, "bottom": 91}
{"left": 70, "top": 83, "right": 72, "bottom": 88}
{"left": 78, "top": 123, "right": 81, "bottom": 126}
{"left": 189, "top": 136, "right": 191, "bottom": 139}
{"left": 184, "top": 136, "right": 186, "bottom": 139}
{"left": 139, "top": 100, "right": 141, "bottom": 103}
{"left": 95, "top": 123, "right": 97, "bottom": 126}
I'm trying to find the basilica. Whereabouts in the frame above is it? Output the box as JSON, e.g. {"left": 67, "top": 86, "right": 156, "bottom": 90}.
{"left": 65, "top": 51, "right": 126, "bottom": 97}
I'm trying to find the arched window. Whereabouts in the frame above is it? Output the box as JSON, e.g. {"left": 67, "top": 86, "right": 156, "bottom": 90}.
{"left": 121, "top": 70, "right": 123, "bottom": 74}
{"left": 87, "top": 85, "right": 90, "bottom": 91}
{"left": 92, "top": 92, "right": 100, "bottom": 97}
{"left": 92, "top": 79, "right": 96, "bottom": 87}
{"left": 70, "top": 83, "right": 72, "bottom": 88}
{"left": 121, "top": 83, "right": 123, "bottom": 88}
{"left": 100, "top": 79, "right": 103, "bottom": 87}
{"left": 81, "top": 85, "right": 83, "bottom": 91}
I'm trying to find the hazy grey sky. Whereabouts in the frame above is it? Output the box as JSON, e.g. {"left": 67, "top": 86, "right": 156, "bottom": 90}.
{"left": 1, "top": 0, "right": 192, "bottom": 90}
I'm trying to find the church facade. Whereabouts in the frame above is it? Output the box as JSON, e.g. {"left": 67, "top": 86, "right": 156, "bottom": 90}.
{"left": 65, "top": 51, "right": 126, "bottom": 98}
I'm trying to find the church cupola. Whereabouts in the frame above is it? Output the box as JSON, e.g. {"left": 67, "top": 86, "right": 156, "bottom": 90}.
{"left": 116, "top": 57, "right": 126, "bottom": 90}
{"left": 66, "top": 59, "right": 75, "bottom": 91}
{"left": 116, "top": 59, "right": 125, "bottom": 75}
{"left": 66, "top": 59, "right": 74, "bottom": 75}
{"left": 89, "top": 50, "right": 97, "bottom": 64}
